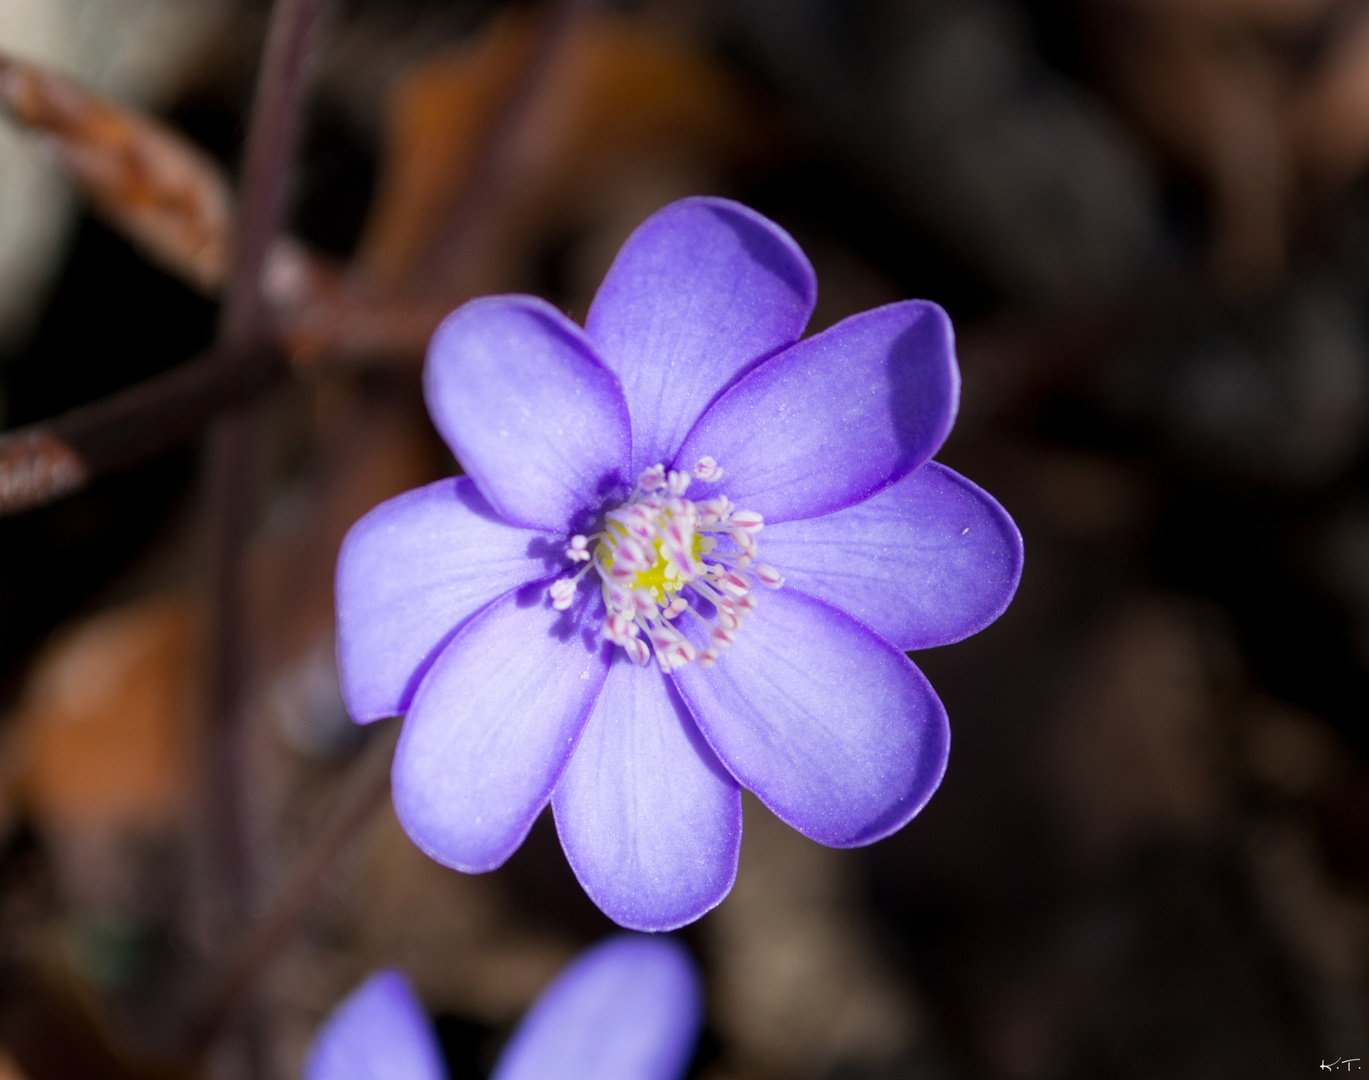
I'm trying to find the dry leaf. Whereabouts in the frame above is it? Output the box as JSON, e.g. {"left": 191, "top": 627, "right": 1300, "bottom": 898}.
{"left": 1289, "top": 9, "right": 1369, "bottom": 183}
{"left": 0, "top": 54, "right": 233, "bottom": 293}
{"left": 358, "top": 10, "right": 774, "bottom": 291}
{"left": 14, "top": 597, "right": 202, "bottom": 829}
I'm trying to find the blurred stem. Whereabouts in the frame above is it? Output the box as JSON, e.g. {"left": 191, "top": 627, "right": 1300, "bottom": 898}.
{"left": 200, "top": 1, "right": 328, "bottom": 1073}
{"left": 189, "top": 722, "right": 398, "bottom": 1054}
{"left": 220, "top": 0, "right": 329, "bottom": 352}
{"left": 203, "top": 0, "right": 328, "bottom": 913}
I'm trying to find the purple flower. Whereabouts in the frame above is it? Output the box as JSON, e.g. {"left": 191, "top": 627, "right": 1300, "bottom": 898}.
{"left": 303, "top": 935, "right": 702, "bottom": 1080}
{"left": 335, "top": 196, "right": 1023, "bottom": 931}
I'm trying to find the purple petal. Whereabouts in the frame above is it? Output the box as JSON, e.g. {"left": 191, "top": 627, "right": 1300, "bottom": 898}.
{"left": 336, "top": 478, "right": 561, "bottom": 723}
{"left": 552, "top": 660, "right": 741, "bottom": 932}
{"left": 673, "top": 588, "right": 949, "bottom": 847}
{"left": 392, "top": 584, "right": 610, "bottom": 873}
{"left": 304, "top": 970, "right": 446, "bottom": 1080}
{"left": 674, "top": 301, "right": 959, "bottom": 524}
{"left": 585, "top": 197, "right": 816, "bottom": 474}
{"left": 492, "top": 935, "right": 703, "bottom": 1080}
{"left": 425, "top": 295, "right": 632, "bottom": 532}
{"left": 760, "top": 462, "right": 1023, "bottom": 651}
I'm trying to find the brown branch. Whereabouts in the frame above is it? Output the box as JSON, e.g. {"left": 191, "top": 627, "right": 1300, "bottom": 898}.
{"left": 0, "top": 346, "right": 285, "bottom": 517}
{"left": 188, "top": 723, "right": 397, "bottom": 1052}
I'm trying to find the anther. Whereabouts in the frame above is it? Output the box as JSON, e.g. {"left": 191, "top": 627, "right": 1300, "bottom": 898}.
{"left": 638, "top": 465, "right": 666, "bottom": 492}
{"left": 624, "top": 638, "right": 651, "bottom": 666}
{"left": 549, "top": 579, "right": 577, "bottom": 610}
{"left": 754, "top": 564, "right": 784, "bottom": 589}
{"left": 730, "top": 509, "right": 763, "bottom": 533}
{"left": 692, "top": 456, "right": 723, "bottom": 482}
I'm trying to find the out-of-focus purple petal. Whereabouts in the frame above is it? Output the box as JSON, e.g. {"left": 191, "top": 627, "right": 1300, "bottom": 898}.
{"left": 425, "top": 295, "right": 632, "bottom": 532}
{"left": 675, "top": 301, "right": 959, "bottom": 524}
{"left": 336, "top": 478, "right": 560, "bottom": 723}
{"left": 492, "top": 935, "right": 702, "bottom": 1080}
{"left": 552, "top": 660, "right": 741, "bottom": 932}
{"left": 585, "top": 197, "right": 816, "bottom": 474}
{"left": 760, "top": 462, "right": 1023, "bottom": 651}
{"left": 392, "top": 584, "right": 609, "bottom": 873}
{"left": 304, "top": 970, "right": 446, "bottom": 1080}
{"left": 673, "top": 588, "right": 949, "bottom": 847}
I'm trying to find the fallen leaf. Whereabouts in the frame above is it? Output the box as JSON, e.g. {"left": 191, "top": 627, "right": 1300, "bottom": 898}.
{"left": 358, "top": 9, "right": 775, "bottom": 292}
{"left": 0, "top": 53, "right": 233, "bottom": 293}
{"left": 14, "top": 597, "right": 202, "bottom": 829}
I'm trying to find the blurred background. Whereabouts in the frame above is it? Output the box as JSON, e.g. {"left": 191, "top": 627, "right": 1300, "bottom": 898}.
{"left": 0, "top": 0, "right": 1367, "bottom": 1077}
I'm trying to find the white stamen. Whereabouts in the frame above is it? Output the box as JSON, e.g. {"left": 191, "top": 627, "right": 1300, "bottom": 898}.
{"left": 548, "top": 459, "right": 780, "bottom": 669}
{"left": 754, "top": 564, "right": 784, "bottom": 589}
{"left": 567, "top": 534, "right": 592, "bottom": 562}
{"left": 638, "top": 465, "right": 666, "bottom": 492}
{"left": 624, "top": 638, "right": 651, "bottom": 666}
{"left": 692, "top": 456, "right": 723, "bottom": 482}
{"left": 730, "top": 509, "right": 764, "bottom": 533}
{"left": 549, "top": 578, "right": 577, "bottom": 610}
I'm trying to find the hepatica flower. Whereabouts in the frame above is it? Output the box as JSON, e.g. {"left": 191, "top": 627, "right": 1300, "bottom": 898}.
{"left": 336, "top": 197, "right": 1023, "bottom": 931}
{"left": 304, "top": 935, "right": 701, "bottom": 1080}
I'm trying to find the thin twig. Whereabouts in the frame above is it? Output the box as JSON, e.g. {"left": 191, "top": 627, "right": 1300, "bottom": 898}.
{"left": 220, "top": 0, "right": 329, "bottom": 351}
{"left": 189, "top": 723, "right": 398, "bottom": 1051}
{"left": 0, "top": 346, "right": 284, "bottom": 517}
{"left": 199, "top": 4, "right": 329, "bottom": 1072}
{"left": 416, "top": 0, "right": 597, "bottom": 288}
{"left": 202, "top": 0, "right": 329, "bottom": 910}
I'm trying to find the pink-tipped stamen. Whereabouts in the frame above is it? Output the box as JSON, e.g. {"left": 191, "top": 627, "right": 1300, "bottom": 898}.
{"left": 569, "top": 458, "right": 777, "bottom": 669}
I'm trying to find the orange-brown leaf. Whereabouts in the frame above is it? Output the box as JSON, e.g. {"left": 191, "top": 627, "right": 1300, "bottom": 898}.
{"left": 0, "top": 54, "right": 233, "bottom": 293}
{"left": 14, "top": 598, "right": 202, "bottom": 828}
{"left": 358, "top": 11, "right": 774, "bottom": 290}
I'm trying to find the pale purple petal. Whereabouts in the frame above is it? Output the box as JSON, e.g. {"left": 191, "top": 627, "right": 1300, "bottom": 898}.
{"left": 585, "top": 196, "right": 816, "bottom": 474}
{"left": 760, "top": 462, "right": 1023, "bottom": 651}
{"left": 552, "top": 660, "right": 741, "bottom": 932}
{"left": 492, "top": 935, "right": 702, "bottom": 1080}
{"left": 425, "top": 295, "right": 632, "bottom": 532}
{"left": 674, "top": 301, "right": 959, "bottom": 524}
{"left": 304, "top": 970, "right": 446, "bottom": 1080}
{"left": 392, "top": 584, "right": 609, "bottom": 873}
{"left": 336, "top": 478, "right": 560, "bottom": 723}
{"left": 672, "top": 588, "right": 949, "bottom": 847}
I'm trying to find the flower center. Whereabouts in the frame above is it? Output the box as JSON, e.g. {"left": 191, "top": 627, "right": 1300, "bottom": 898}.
{"left": 548, "top": 458, "right": 783, "bottom": 671}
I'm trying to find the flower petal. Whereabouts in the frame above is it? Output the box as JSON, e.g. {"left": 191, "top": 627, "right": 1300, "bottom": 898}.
{"left": 392, "top": 583, "right": 610, "bottom": 873}
{"left": 760, "top": 462, "right": 1023, "bottom": 651}
{"left": 672, "top": 588, "right": 949, "bottom": 847}
{"left": 336, "top": 477, "right": 561, "bottom": 723}
{"left": 304, "top": 970, "right": 446, "bottom": 1080}
{"left": 675, "top": 301, "right": 959, "bottom": 524}
{"left": 425, "top": 295, "right": 632, "bottom": 532}
{"left": 585, "top": 196, "right": 816, "bottom": 474}
{"left": 492, "top": 935, "right": 703, "bottom": 1080}
{"left": 553, "top": 660, "right": 741, "bottom": 932}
